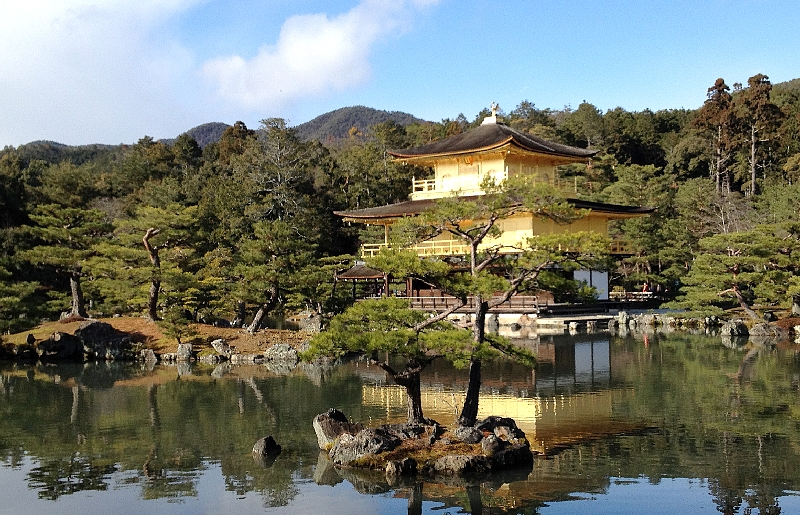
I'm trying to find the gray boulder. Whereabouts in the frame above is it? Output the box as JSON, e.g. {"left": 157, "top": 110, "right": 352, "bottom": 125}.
{"left": 211, "top": 338, "right": 234, "bottom": 357}
{"left": 176, "top": 344, "right": 193, "bottom": 362}
{"left": 720, "top": 319, "right": 748, "bottom": 337}
{"left": 299, "top": 313, "right": 322, "bottom": 333}
{"left": 749, "top": 322, "right": 786, "bottom": 337}
{"left": 313, "top": 408, "right": 364, "bottom": 451}
{"left": 75, "top": 320, "right": 125, "bottom": 343}
{"left": 140, "top": 349, "right": 158, "bottom": 365}
{"left": 481, "top": 434, "right": 502, "bottom": 456}
{"left": 640, "top": 314, "right": 659, "bottom": 327}
{"left": 453, "top": 425, "right": 483, "bottom": 444}
{"left": 253, "top": 435, "right": 282, "bottom": 456}
{"left": 1, "top": 341, "right": 37, "bottom": 361}
{"left": 476, "top": 416, "right": 525, "bottom": 441}
{"left": 252, "top": 436, "right": 282, "bottom": 468}
{"left": 490, "top": 442, "right": 534, "bottom": 468}
{"left": 265, "top": 343, "right": 298, "bottom": 363}
{"left": 329, "top": 428, "right": 401, "bottom": 465}
{"left": 37, "top": 332, "right": 84, "bottom": 361}
{"left": 748, "top": 322, "right": 789, "bottom": 345}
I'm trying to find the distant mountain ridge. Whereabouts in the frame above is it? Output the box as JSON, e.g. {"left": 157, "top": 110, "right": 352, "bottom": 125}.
{"left": 159, "top": 122, "right": 230, "bottom": 148}
{"left": 14, "top": 76, "right": 800, "bottom": 153}
{"left": 293, "top": 106, "right": 427, "bottom": 142}
{"left": 183, "top": 122, "right": 230, "bottom": 148}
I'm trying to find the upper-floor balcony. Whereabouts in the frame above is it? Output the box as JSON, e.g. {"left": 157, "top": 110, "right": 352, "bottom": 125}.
{"left": 411, "top": 171, "right": 601, "bottom": 200}
{"left": 411, "top": 169, "right": 508, "bottom": 200}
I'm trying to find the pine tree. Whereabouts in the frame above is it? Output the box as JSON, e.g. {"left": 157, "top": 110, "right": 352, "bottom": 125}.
{"left": 20, "top": 205, "right": 112, "bottom": 317}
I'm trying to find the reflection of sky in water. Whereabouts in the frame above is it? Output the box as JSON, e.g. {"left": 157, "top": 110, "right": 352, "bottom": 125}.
{"left": 539, "top": 478, "right": 800, "bottom": 515}
{"left": 575, "top": 341, "right": 610, "bottom": 384}
{"left": 5, "top": 457, "right": 798, "bottom": 515}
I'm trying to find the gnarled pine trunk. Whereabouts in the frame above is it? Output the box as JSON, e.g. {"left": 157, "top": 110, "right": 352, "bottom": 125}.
{"left": 247, "top": 286, "right": 278, "bottom": 334}
{"left": 143, "top": 228, "right": 162, "bottom": 321}
{"left": 69, "top": 265, "right": 88, "bottom": 318}
{"left": 375, "top": 358, "right": 426, "bottom": 424}
{"left": 458, "top": 298, "right": 488, "bottom": 427}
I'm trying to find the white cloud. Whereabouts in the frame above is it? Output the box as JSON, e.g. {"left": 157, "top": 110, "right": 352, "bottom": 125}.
{"left": 0, "top": 0, "right": 440, "bottom": 146}
{"left": 202, "top": 0, "right": 439, "bottom": 110}
{"left": 0, "top": 0, "right": 203, "bottom": 145}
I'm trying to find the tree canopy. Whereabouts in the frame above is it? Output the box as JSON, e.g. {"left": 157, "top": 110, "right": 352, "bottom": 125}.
{"left": 3, "top": 72, "right": 800, "bottom": 336}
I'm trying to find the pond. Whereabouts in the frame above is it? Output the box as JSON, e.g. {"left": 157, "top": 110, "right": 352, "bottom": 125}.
{"left": 2, "top": 330, "right": 800, "bottom": 514}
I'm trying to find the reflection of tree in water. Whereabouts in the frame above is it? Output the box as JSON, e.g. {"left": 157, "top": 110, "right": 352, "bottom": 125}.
{"left": 134, "top": 445, "right": 200, "bottom": 501}
{"left": 706, "top": 432, "right": 785, "bottom": 515}
{"left": 221, "top": 450, "right": 299, "bottom": 508}
{"left": 28, "top": 454, "right": 116, "bottom": 500}
{"left": 709, "top": 477, "right": 783, "bottom": 515}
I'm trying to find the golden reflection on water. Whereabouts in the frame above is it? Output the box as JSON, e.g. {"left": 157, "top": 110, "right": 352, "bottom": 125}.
{"left": 360, "top": 384, "right": 618, "bottom": 453}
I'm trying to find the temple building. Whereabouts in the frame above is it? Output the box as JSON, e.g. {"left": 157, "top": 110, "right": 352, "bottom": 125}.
{"left": 335, "top": 107, "right": 652, "bottom": 301}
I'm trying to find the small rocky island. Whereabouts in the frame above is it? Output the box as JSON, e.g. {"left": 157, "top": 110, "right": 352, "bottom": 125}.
{"left": 312, "top": 408, "right": 533, "bottom": 478}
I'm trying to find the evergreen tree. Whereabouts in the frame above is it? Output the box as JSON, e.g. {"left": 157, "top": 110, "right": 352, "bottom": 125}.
{"left": 693, "top": 78, "right": 735, "bottom": 194}
{"left": 733, "top": 74, "right": 784, "bottom": 195}
{"left": 20, "top": 205, "right": 112, "bottom": 317}
{"left": 667, "top": 223, "right": 800, "bottom": 319}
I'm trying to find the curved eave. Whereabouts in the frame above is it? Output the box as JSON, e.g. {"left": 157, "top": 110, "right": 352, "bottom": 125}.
{"left": 390, "top": 137, "right": 516, "bottom": 162}
{"left": 388, "top": 123, "right": 598, "bottom": 164}
{"left": 335, "top": 197, "right": 654, "bottom": 224}
{"left": 391, "top": 141, "right": 596, "bottom": 165}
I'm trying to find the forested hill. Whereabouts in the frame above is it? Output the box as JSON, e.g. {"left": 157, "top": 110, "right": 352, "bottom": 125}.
{"left": 13, "top": 141, "right": 119, "bottom": 167}
{"left": 182, "top": 122, "right": 230, "bottom": 148}
{"left": 293, "top": 106, "right": 427, "bottom": 142}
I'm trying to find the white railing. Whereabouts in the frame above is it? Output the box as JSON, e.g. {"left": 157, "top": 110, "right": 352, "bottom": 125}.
{"left": 412, "top": 174, "right": 602, "bottom": 198}
{"left": 411, "top": 170, "right": 509, "bottom": 198}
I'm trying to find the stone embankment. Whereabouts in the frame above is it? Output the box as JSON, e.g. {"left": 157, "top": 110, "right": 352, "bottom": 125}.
{"left": 312, "top": 408, "right": 533, "bottom": 479}
{"left": 0, "top": 320, "right": 314, "bottom": 371}
{"left": 1, "top": 320, "right": 139, "bottom": 362}
{"left": 610, "top": 311, "right": 794, "bottom": 345}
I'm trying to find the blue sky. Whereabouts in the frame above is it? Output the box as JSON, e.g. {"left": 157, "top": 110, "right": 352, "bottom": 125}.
{"left": 1, "top": 0, "right": 797, "bottom": 146}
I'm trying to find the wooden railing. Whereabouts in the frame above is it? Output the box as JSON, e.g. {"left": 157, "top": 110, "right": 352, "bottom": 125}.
{"left": 408, "top": 295, "right": 540, "bottom": 311}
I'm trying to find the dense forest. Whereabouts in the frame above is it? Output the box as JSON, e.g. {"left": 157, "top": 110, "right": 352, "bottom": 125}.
{"left": 2, "top": 73, "right": 800, "bottom": 335}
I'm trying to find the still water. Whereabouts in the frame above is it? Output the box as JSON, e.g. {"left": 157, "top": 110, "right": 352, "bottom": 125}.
{"left": 2, "top": 331, "right": 800, "bottom": 514}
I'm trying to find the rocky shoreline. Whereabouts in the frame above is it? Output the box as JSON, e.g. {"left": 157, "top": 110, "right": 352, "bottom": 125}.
{"left": 5, "top": 311, "right": 797, "bottom": 366}
{"left": 610, "top": 310, "right": 797, "bottom": 345}
{"left": 309, "top": 408, "right": 534, "bottom": 479}
{"left": 0, "top": 319, "right": 311, "bottom": 367}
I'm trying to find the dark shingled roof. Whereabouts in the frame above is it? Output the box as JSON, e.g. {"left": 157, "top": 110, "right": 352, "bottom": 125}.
{"left": 389, "top": 122, "right": 597, "bottom": 160}
{"left": 336, "top": 264, "right": 386, "bottom": 280}
{"left": 335, "top": 196, "right": 654, "bottom": 221}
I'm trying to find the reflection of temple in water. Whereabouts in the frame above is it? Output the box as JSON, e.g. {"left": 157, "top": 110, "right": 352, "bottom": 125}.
{"left": 355, "top": 335, "right": 622, "bottom": 453}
